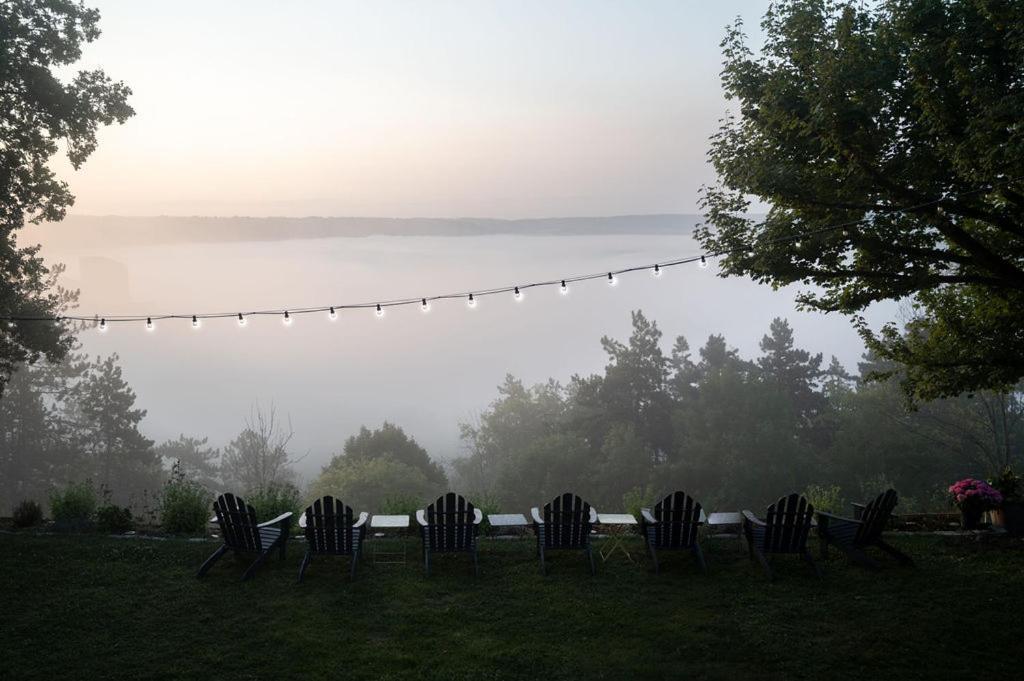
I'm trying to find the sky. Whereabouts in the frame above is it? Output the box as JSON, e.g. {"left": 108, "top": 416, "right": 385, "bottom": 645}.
{"left": 57, "top": 0, "right": 770, "bottom": 218}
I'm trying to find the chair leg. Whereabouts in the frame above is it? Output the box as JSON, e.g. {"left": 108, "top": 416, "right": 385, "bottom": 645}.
{"left": 692, "top": 542, "right": 708, "bottom": 574}
{"left": 753, "top": 548, "right": 773, "bottom": 581}
{"left": 648, "top": 542, "right": 660, "bottom": 574}
{"left": 586, "top": 545, "right": 596, "bottom": 576}
{"left": 196, "top": 545, "right": 229, "bottom": 578}
{"left": 875, "top": 539, "right": 914, "bottom": 566}
{"left": 297, "top": 551, "right": 312, "bottom": 583}
{"left": 424, "top": 547, "right": 431, "bottom": 577}
{"left": 803, "top": 550, "right": 823, "bottom": 578}
{"left": 539, "top": 544, "right": 547, "bottom": 575}
{"left": 472, "top": 547, "right": 479, "bottom": 577}
{"left": 242, "top": 550, "right": 271, "bottom": 581}
{"left": 279, "top": 525, "right": 289, "bottom": 560}
{"left": 820, "top": 535, "right": 829, "bottom": 560}
{"left": 350, "top": 549, "right": 359, "bottom": 579}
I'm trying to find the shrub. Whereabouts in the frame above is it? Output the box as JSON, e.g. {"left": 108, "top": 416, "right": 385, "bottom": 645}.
{"left": 247, "top": 482, "right": 301, "bottom": 524}
{"left": 12, "top": 500, "right": 44, "bottom": 528}
{"left": 805, "top": 484, "right": 845, "bottom": 514}
{"left": 378, "top": 492, "right": 423, "bottom": 517}
{"left": 160, "top": 464, "right": 212, "bottom": 535}
{"left": 96, "top": 504, "right": 134, "bottom": 533}
{"left": 470, "top": 491, "right": 501, "bottom": 534}
{"left": 622, "top": 485, "right": 659, "bottom": 519}
{"left": 49, "top": 481, "right": 97, "bottom": 523}
{"left": 948, "top": 478, "right": 1003, "bottom": 512}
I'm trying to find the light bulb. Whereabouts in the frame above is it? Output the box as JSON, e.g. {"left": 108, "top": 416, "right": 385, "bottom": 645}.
{"left": 99, "top": 318, "right": 107, "bottom": 332}
{"left": 560, "top": 280, "right": 568, "bottom": 295}
{"left": 192, "top": 315, "right": 200, "bottom": 329}
{"left": 421, "top": 298, "right": 430, "bottom": 313}
{"left": 283, "top": 311, "right": 292, "bottom": 325}
{"left": 699, "top": 255, "right": 708, "bottom": 269}
{"left": 376, "top": 304, "right": 384, "bottom": 318}
{"left": 329, "top": 306, "right": 337, "bottom": 321}
{"left": 653, "top": 264, "right": 662, "bottom": 277}
{"left": 607, "top": 272, "right": 616, "bottom": 286}
{"left": 238, "top": 313, "right": 246, "bottom": 327}
{"left": 514, "top": 286, "right": 522, "bottom": 301}
{"left": 467, "top": 293, "right": 476, "bottom": 308}
{"left": 146, "top": 317, "right": 153, "bottom": 331}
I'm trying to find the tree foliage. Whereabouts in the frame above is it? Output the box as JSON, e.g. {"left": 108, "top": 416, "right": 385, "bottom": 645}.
{"left": 696, "top": 0, "right": 1024, "bottom": 401}
{"left": 0, "top": 1, "right": 133, "bottom": 395}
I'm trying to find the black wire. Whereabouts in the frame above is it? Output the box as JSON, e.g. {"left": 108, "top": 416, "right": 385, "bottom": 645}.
{"left": 3, "top": 181, "right": 1014, "bottom": 324}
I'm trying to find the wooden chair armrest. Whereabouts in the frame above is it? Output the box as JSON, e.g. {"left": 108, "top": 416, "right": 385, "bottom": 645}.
{"left": 298, "top": 511, "right": 308, "bottom": 529}
{"left": 354, "top": 512, "right": 369, "bottom": 528}
{"left": 257, "top": 511, "right": 293, "bottom": 528}
{"left": 817, "top": 511, "right": 859, "bottom": 525}
{"left": 473, "top": 508, "right": 483, "bottom": 524}
{"left": 208, "top": 515, "right": 218, "bottom": 524}
{"left": 851, "top": 502, "right": 866, "bottom": 520}
{"left": 640, "top": 508, "right": 657, "bottom": 525}
{"left": 741, "top": 510, "right": 765, "bottom": 527}
{"left": 531, "top": 507, "right": 544, "bottom": 525}
{"left": 415, "top": 509, "right": 428, "bottom": 527}
{"left": 588, "top": 507, "right": 598, "bottom": 524}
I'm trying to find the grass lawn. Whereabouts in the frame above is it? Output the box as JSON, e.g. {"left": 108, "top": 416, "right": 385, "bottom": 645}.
{"left": 1, "top": 531, "right": 1022, "bottom": 680}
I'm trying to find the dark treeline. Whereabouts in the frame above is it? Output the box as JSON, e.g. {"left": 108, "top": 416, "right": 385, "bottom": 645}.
{"left": 451, "top": 312, "right": 1023, "bottom": 513}
{"left": 3, "top": 311, "right": 1022, "bottom": 516}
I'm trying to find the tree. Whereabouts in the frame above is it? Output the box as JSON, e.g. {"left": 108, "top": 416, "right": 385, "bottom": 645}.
{"left": 341, "top": 422, "right": 447, "bottom": 487}
{"left": 155, "top": 435, "right": 221, "bottom": 491}
{"left": 0, "top": 1, "right": 133, "bottom": 395}
{"left": 221, "top": 403, "right": 298, "bottom": 492}
{"left": 697, "top": 0, "right": 1024, "bottom": 401}
{"left": 309, "top": 457, "right": 437, "bottom": 512}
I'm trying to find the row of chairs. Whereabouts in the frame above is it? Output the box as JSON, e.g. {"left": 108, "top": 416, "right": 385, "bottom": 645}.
{"left": 195, "top": 489, "right": 912, "bottom": 582}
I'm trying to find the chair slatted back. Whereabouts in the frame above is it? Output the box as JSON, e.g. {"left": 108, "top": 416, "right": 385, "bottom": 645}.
{"left": 855, "top": 489, "right": 898, "bottom": 545}
{"left": 425, "top": 492, "right": 476, "bottom": 552}
{"left": 213, "top": 493, "right": 262, "bottom": 552}
{"left": 762, "top": 493, "right": 814, "bottom": 554}
{"left": 543, "top": 493, "right": 592, "bottom": 549}
{"left": 652, "top": 491, "right": 702, "bottom": 548}
{"left": 304, "top": 496, "right": 357, "bottom": 555}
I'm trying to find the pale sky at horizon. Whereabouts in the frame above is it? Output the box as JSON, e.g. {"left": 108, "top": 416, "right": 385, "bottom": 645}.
{"left": 57, "top": 0, "right": 770, "bottom": 219}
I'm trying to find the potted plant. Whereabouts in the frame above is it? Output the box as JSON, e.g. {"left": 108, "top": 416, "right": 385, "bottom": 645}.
{"left": 988, "top": 467, "right": 1024, "bottom": 537}
{"left": 948, "top": 478, "right": 1002, "bottom": 530}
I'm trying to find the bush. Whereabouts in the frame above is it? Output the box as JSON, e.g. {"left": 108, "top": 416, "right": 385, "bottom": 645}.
{"left": 378, "top": 492, "right": 423, "bottom": 517}
{"left": 49, "top": 481, "right": 97, "bottom": 523}
{"left": 160, "top": 464, "right": 212, "bottom": 535}
{"left": 96, "top": 504, "right": 134, "bottom": 533}
{"left": 622, "top": 485, "right": 659, "bottom": 519}
{"left": 247, "top": 482, "right": 301, "bottom": 524}
{"left": 805, "top": 484, "right": 845, "bottom": 514}
{"left": 12, "top": 500, "right": 44, "bottom": 528}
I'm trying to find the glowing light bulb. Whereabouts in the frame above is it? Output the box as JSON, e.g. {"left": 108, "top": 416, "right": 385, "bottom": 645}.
{"left": 421, "top": 298, "right": 430, "bottom": 313}
{"left": 376, "top": 304, "right": 384, "bottom": 318}
{"left": 146, "top": 317, "right": 153, "bottom": 331}
{"left": 99, "top": 318, "right": 107, "bottom": 332}
{"left": 653, "top": 264, "right": 662, "bottom": 277}
{"left": 329, "top": 306, "right": 337, "bottom": 321}
{"left": 560, "top": 280, "right": 568, "bottom": 295}
{"left": 238, "top": 313, "right": 246, "bottom": 327}
{"left": 699, "top": 255, "right": 708, "bottom": 269}
{"left": 514, "top": 286, "right": 522, "bottom": 301}
{"left": 467, "top": 293, "right": 476, "bottom": 308}
{"left": 192, "top": 315, "right": 200, "bottom": 329}
{"left": 607, "top": 272, "right": 616, "bottom": 286}
{"left": 283, "top": 311, "right": 292, "bottom": 325}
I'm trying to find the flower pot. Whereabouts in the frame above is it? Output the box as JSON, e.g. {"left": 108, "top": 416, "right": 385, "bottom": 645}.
{"left": 960, "top": 508, "right": 984, "bottom": 530}
{"left": 1000, "top": 501, "right": 1024, "bottom": 537}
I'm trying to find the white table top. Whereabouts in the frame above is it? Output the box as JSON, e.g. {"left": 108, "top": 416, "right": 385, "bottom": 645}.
{"left": 597, "top": 513, "right": 637, "bottom": 525}
{"left": 370, "top": 514, "right": 410, "bottom": 528}
{"left": 488, "top": 513, "right": 528, "bottom": 527}
{"left": 706, "top": 512, "right": 742, "bottom": 525}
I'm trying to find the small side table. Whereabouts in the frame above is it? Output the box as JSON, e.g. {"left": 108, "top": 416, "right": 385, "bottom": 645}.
{"left": 597, "top": 513, "right": 638, "bottom": 562}
{"left": 370, "top": 514, "right": 410, "bottom": 565}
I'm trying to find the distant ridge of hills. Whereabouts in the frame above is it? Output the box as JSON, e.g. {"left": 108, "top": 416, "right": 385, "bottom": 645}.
{"left": 37, "top": 214, "right": 700, "bottom": 247}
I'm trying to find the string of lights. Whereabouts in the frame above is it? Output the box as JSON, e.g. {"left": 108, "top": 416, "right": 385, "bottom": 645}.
{"left": 2, "top": 180, "right": 1014, "bottom": 332}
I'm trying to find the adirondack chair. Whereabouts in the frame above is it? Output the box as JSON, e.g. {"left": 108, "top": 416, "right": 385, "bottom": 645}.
{"left": 531, "top": 493, "right": 598, "bottom": 575}
{"left": 742, "top": 493, "right": 820, "bottom": 580}
{"left": 818, "top": 488, "right": 912, "bottom": 568}
{"left": 415, "top": 492, "right": 483, "bottom": 576}
{"left": 639, "top": 491, "right": 706, "bottom": 573}
{"left": 297, "top": 496, "right": 369, "bottom": 582}
{"left": 197, "top": 493, "right": 293, "bottom": 581}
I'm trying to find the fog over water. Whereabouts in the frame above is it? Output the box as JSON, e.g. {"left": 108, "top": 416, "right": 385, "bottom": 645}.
{"left": 34, "top": 219, "right": 895, "bottom": 481}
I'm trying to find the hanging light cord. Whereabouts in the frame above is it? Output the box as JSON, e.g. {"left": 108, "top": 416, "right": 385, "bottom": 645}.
{"left": 3, "top": 180, "right": 1016, "bottom": 325}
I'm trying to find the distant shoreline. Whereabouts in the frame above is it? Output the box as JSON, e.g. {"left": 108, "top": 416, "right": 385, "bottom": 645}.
{"left": 31, "top": 214, "right": 704, "bottom": 247}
